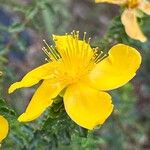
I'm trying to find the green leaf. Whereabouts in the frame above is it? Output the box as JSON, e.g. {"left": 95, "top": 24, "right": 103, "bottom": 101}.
{"left": 26, "top": 7, "right": 38, "bottom": 20}
{"left": 0, "top": 98, "right": 16, "bottom": 119}
{"left": 8, "top": 22, "right": 25, "bottom": 33}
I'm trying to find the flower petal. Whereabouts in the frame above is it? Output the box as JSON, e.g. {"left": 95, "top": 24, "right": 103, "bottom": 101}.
{"left": 0, "top": 115, "right": 9, "bottom": 142}
{"left": 18, "top": 79, "right": 64, "bottom": 122}
{"left": 64, "top": 83, "right": 113, "bottom": 129}
{"left": 9, "top": 61, "right": 58, "bottom": 94}
{"left": 95, "top": 0, "right": 126, "bottom": 5}
{"left": 87, "top": 44, "right": 141, "bottom": 91}
{"left": 139, "top": 0, "right": 150, "bottom": 15}
{"left": 121, "top": 9, "right": 147, "bottom": 42}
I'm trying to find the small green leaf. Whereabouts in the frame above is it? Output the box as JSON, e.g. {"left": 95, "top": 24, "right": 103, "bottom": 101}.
{"left": 8, "top": 22, "right": 25, "bottom": 33}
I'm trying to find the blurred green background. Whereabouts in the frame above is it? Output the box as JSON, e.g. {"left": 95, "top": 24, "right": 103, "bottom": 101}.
{"left": 0, "top": 0, "right": 150, "bottom": 149}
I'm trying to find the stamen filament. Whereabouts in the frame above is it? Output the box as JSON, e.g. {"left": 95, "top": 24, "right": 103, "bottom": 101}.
{"left": 43, "top": 39, "right": 60, "bottom": 60}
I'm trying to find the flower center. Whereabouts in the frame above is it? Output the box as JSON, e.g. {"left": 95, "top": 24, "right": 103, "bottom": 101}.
{"left": 127, "top": 0, "right": 139, "bottom": 8}
{"left": 42, "top": 31, "right": 107, "bottom": 84}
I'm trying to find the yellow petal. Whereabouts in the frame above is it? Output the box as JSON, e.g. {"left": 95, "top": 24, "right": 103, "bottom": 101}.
{"left": 18, "top": 79, "right": 64, "bottom": 122}
{"left": 121, "top": 9, "right": 147, "bottom": 42}
{"left": 0, "top": 115, "right": 9, "bottom": 142}
{"left": 95, "top": 0, "right": 126, "bottom": 5}
{"left": 139, "top": 0, "right": 150, "bottom": 15}
{"left": 9, "top": 61, "right": 58, "bottom": 94}
{"left": 87, "top": 44, "right": 141, "bottom": 91}
{"left": 64, "top": 83, "right": 113, "bottom": 130}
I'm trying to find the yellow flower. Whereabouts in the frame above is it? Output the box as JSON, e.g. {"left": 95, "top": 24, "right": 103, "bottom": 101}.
{"left": 0, "top": 115, "right": 9, "bottom": 142}
{"left": 9, "top": 32, "right": 141, "bottom": 129}
{"left": 95, "top": 0, "right": 150, "bottom": 42}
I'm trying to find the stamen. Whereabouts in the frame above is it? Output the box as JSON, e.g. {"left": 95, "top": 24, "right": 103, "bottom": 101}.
{"left": 99, "top": 54, "right": 108, "bottom": 62}
{"left": 76, "top": 31, "right": 79, "bottom": 40}
{"left": 95, "top": 53, "right": 108, "bottom": 63}
{"left": 80, "top": 32, "right": 86, "bottom": 58}
{"left": 71, "top": 30, "right": 75, "bottom": 38}
{"left": 87, "top": 37, "right": 91, "bottom": 44}
{"left": 93, "top": 47, "right": 108, "bottom": 64}
{"left": 43, "top": 39, "right": 60, "bottom": 60}
{"left": 50, "top": 45, "right": 61, "bottom": 59}
{"left": 83, "top": 32, "right": 86, "bottom": 41}
{"left": 66, "top": 34, "right": 73, "bottom": 59}
{"left": 45, "top": 58, "right": 50, "bottom": 62}
{"left": 75, "top": 31, "right": 80, "bottom": 55}
{"left": 42, "top": 47, "right": 51, "bottom": 58}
